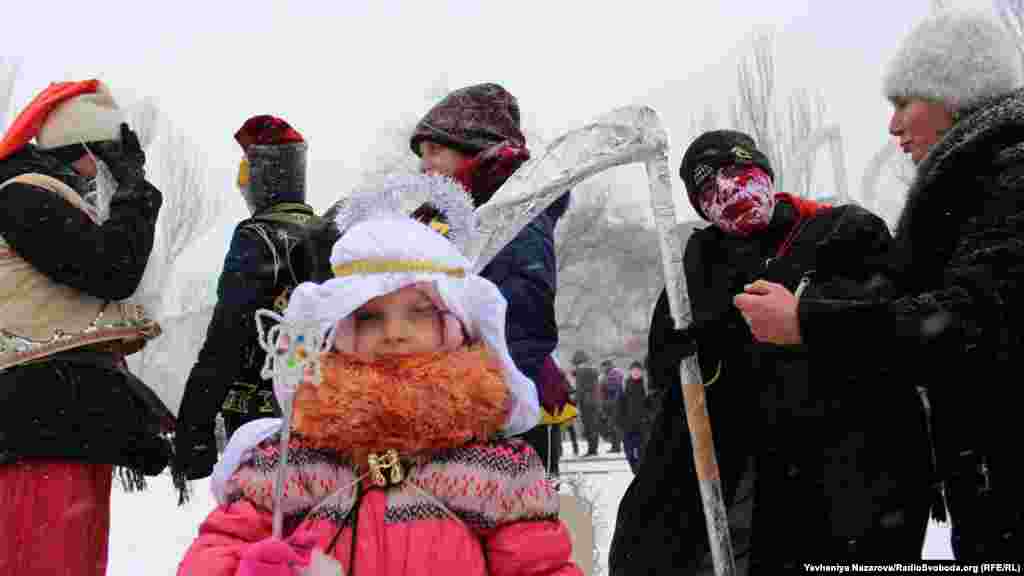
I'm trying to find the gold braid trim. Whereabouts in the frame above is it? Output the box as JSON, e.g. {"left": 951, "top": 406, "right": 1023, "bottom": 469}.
{"left": 333, "top": 259, "right": 465, "bottom": 278}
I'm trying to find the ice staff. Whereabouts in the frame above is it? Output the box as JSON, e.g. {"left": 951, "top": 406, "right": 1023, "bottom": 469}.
{"left": 646, "top": 153, "right": 735, "bottom": 576}
{"left": 254, "top": 310, "right": 324, "bottom": 540}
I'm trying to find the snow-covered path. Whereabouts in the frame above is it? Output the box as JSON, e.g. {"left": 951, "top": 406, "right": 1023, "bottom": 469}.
{"left": 108, "top": 441, "right": 953, "bottom": 575}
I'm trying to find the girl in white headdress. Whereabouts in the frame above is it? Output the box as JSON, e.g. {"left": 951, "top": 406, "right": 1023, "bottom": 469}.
{"left": 177, "top": 173, "right": 580, "bottom": 576}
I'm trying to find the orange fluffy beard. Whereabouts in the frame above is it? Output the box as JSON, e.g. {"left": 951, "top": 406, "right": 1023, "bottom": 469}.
{"left": 290, "top": 344, "right": 510, "bottom": 467}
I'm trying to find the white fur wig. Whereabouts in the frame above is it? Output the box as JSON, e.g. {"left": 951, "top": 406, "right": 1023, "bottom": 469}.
{"left": 884, "top": 10, "right": 1024, "bottom": 112}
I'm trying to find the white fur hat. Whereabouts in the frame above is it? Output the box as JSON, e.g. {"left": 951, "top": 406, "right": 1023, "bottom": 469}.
{"left": 36, "top": 80, "right": 123, "bottom": 149}
{"left": 884, "top": 10, "right": 1024, "bottom": 112}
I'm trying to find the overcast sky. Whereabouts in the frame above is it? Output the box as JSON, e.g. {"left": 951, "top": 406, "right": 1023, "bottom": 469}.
{"left": 1, "top": 0, "right": 1000, "bottom": 276}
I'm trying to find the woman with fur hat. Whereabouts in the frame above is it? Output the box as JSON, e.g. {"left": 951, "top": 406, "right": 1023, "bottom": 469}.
{"left": 739, "top": 9, "right": 1024, "bottom": 559}
{"left": 177, "top": 174, "right": 580, "bottom": 576}
{"left": 409, "top": 82, "right": 571, "bottom": 476}
{"left": 610, "top": 129, "right": 932, "bottom": 573}
{"left": 0, "top": 80, "right": 168, "bottom": 575}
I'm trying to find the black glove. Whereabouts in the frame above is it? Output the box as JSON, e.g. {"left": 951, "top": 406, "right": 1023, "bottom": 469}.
{"left": 172, "top": 419, "right": 218, "bottom": 481}
{"left": 93, "top": 123, "right": 146, "bottom": 190}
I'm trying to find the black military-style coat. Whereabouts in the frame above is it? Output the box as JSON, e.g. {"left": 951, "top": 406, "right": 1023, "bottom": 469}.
{"left": 610, "top": 198, "right": 933, "bottom": 573}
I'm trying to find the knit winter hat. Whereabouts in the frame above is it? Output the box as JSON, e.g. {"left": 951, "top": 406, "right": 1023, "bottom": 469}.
{"left": 884, "top": 10, "right": 1024, "bottom": 113}
{"left": 234, "top": 115, "right": 307, "bottom": 212}
{"left": 36, "top": 80, "right": 123, "bottom": 151}
{"left": 410, "top": 83, "right": 526, "bottom": 157}
{"left": 679, "top": 130, "right": 774, "bottom": 220}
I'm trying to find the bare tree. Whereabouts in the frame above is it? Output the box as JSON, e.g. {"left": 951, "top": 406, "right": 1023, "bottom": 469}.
{"left": 733, "top": 33, "right": 778, "bottom": 165}
{"left": 686, "top": 103, "right": 720, "bottom": 144}
{"left": 554, "top": 188, "right": 665, "bottom": 360}
{"left": 554, "top": 182, "right": 612, "bottom": 273}
{"left": 731, "top": 32, "right": 834, "bottom": 199}
{"left": 358, "top": 75, "right": 455, "bottom": 184}
{"left": 860, "top": 140, "right": 915, "bottom": 229}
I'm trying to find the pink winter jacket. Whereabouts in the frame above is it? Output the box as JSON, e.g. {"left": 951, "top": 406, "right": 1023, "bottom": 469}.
{"left": 177, "top": 437, "right": 581, "bottom": 576}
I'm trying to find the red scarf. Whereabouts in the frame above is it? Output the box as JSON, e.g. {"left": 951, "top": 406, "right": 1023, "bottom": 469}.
{"left": 773, "top": 193, "right": 831, "bottom": 258}
{"left": 452, "top": 143, "right": 530, "bottom": 206}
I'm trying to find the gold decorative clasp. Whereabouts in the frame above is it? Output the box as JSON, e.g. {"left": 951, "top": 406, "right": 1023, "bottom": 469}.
{"left": 367, "top": 449, "right": 404, "bottom": 487}
{"left": 273, "top": 287, "right": 292, "bottom": 312}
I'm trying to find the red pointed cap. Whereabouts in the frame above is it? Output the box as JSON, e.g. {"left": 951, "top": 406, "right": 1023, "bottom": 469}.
{"left": 234, "top": 115, "right": 304, "bottom": 153}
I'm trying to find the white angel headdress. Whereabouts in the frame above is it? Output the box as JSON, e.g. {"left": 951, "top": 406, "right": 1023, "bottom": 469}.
{"left": 212, "top": 172, "right": 540, "bottom": 504}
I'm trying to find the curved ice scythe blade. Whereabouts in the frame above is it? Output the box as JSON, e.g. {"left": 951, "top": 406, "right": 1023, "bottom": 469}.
{"left": 471, "top": 104, "right": 735, "bottom": 575}
{"left": 469, "top": 105, "right": 667, "bottom": 271}
{"left": 255, "top": 309, "right": 325, "bottom": 540}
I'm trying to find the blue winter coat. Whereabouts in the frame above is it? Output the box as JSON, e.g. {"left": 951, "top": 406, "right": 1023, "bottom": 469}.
{"left": 479, "top": 193, "right": 569, "bottom": 394}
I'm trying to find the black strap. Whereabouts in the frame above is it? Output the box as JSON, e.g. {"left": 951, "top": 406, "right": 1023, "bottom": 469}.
{"left": 324, "top": 481, "right": 363, "bottom": 574}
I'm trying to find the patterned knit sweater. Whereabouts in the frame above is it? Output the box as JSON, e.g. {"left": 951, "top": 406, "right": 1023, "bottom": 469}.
{"left": 178, "top": 347, "right": 581, "bottom": 576}
{"left": 177, "top": 437, "right": 579, "bottom": 576}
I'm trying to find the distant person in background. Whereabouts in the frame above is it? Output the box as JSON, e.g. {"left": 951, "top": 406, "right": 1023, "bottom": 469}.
{"left": 562, "top": 367, "right": 581, "bottom": 457}
{"left": 599, "top": 359, "right": 624, "bottom": 453}
{"left": 571, "top": 350, "right": 600, "bottom": 457}
{"left": 617, "top": 360, "right": 652, "bottom": 473}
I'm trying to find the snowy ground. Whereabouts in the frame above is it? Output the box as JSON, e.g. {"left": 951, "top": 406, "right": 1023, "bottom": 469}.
{"left": 109, "top": 440, "right": 953, "bottom": 575}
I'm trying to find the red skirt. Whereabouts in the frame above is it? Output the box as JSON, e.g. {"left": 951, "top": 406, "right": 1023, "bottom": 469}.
{"left": 0, "top": 460, "right": 113, "bottom": 575}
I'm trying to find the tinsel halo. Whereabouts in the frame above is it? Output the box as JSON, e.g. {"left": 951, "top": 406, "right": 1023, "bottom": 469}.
{"left": 333, "top": 173, "right": 477, "bottom": 256}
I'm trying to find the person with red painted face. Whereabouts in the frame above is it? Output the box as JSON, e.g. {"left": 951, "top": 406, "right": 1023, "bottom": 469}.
{"left": 609, "top": 130, "right": 933, "bottom": 573}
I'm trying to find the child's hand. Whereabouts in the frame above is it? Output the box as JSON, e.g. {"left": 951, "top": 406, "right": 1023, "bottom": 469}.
{"left": 238, "top": 534, "right": 317, "bottom": 576}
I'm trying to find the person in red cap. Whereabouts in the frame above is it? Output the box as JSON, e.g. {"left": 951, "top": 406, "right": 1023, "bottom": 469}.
{"left": 174, "top": 115, "right": 325, "bottom": 484}
{"left": 0, "top": 79, "right": 169, "bottom": 575}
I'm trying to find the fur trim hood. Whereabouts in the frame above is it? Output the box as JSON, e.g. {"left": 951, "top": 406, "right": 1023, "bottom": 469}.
{"left": 884, "top": 10, "right": 1023, "bottom": 112}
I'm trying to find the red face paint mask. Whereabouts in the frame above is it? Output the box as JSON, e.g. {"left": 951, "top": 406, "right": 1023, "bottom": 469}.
{"left": 698, "top": 166, "right": 776, "bottom": 237}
